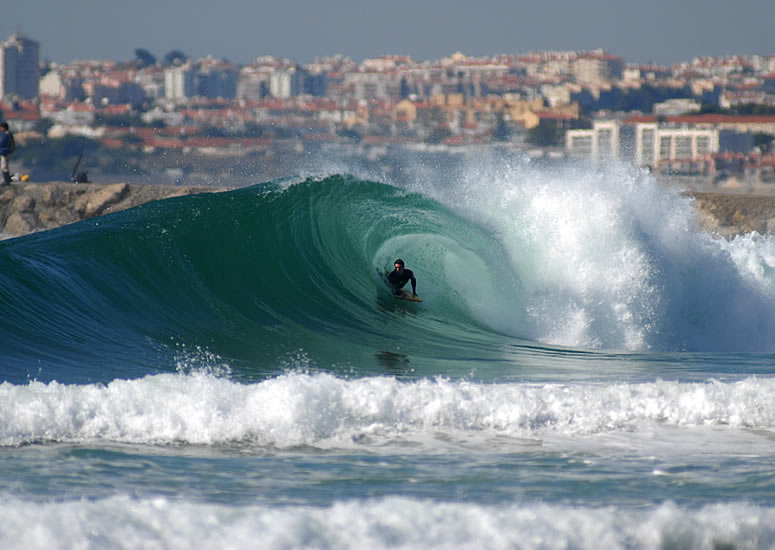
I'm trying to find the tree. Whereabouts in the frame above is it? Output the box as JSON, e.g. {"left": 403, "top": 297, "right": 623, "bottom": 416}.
{"left": 527, "top": 120, "right": 563, "bottom": 147}
{"left": 134, "top": 48, "right": 157, "bottom": 68}
{"left": 163, "top": 50, "right": 188, "bottom": 66}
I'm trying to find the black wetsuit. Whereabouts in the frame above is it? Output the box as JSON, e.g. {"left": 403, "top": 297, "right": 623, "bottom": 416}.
{"left": 387, "top": 268, "right": 416, "bottom": 296}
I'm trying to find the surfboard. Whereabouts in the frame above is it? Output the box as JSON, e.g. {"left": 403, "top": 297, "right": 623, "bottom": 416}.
{"left": 396, "top": 289, "right": 422, "bottom": 302}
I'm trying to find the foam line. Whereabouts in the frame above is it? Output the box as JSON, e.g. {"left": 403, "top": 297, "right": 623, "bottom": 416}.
{"left": 2, "top": 373, "right": 774, "bottom": 448}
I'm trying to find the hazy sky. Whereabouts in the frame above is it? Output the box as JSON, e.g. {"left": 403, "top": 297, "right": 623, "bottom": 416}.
{"left": 3, "top": 0, "right": 773, "bottom": 67}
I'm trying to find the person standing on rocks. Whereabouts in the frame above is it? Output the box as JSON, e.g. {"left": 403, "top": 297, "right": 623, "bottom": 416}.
{"left": 0, "top": 122, "right": 16, "bottom": 186}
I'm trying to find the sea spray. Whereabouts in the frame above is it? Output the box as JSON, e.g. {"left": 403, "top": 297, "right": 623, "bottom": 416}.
{"left": 409, "top": 159, "right": 775, "bottom": 351}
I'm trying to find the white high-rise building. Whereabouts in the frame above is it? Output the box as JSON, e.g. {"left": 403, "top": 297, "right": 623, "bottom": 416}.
{"left": 0, "top": 33, "right": 40, "bottom": 99}
{"left": 164, "top": 64, "right": 196, "bottom": 100}
{"left": 269, "top": 69, "right": 295, "bottom": 99}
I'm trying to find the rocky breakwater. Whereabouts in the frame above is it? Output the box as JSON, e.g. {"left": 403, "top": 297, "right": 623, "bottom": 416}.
{"left": 2, "top": 183, "right": 775, "bottom": 240}
{"left": 691, "top": 192, "right": 775, "bottom": 238}
{"left": 0, "top": 182, "right": 229, "bottom": 238}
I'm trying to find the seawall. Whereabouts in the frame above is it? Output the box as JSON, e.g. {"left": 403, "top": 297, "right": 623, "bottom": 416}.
{"left": 1, "top": 182, "right": 775, "bottom": 239}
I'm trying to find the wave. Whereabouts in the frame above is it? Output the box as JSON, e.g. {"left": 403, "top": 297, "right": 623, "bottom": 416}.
{"left": 412, "top": 159, "right": 775, "bottom": 352}
{"left": 3, "top": 165, "right": 775, "bottom": 384}
{"left": 0, "top": 176, "right": 525, "bottom": 382}
{"left": 2, "top": 372, "right": 773, "bottom": 449}
{"left": 1, "top": 495, "right": 773, "bottom": 549}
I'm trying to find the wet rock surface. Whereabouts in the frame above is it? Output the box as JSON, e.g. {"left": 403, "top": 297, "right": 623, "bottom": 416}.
{"left": 0, "top": 182, "right": 228, "bottom": 238}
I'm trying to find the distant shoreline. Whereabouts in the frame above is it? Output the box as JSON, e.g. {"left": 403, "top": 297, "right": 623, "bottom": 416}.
{"left": 1, "top": 180, "right": 774, "bottom": 239}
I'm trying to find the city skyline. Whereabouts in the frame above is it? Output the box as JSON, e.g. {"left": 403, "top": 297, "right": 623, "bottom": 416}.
{"left": 4, "top": 0, "right": 774, "bottom": 68}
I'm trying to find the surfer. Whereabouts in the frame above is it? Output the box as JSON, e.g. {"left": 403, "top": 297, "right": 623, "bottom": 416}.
{"left": 387, "top": 259, "right": 417, "bottom": 298}
{"left": 0, "top": 122, "right": 15, "bottom": 186}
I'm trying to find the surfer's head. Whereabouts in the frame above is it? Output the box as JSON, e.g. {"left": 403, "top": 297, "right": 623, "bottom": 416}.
{"left": 394, "top": 259, "right": 404, "bottom": 272}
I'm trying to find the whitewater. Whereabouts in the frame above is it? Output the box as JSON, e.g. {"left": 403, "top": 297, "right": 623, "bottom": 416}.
{"left": 2, "top": 157, "right": 775, "bottom": 549}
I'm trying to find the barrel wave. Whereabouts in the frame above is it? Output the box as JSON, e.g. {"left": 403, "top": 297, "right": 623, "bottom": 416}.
{"left": 0, "top": 175, "right": 527, "bottom": 384}
{"left": 3, "top": 168, "right": 775, "bottom": 386}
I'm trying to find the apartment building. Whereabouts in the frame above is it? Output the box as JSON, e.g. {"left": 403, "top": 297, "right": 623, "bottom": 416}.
{"left": 566, "top": 118, "right": 718, "bottom": 168}
{"left": 164, "top": 64, "right": 196, "bottom": 100}
{"left": 567, "top": 113, "right": 770, "bottom": 171}
{"left": 0, "top": 33, "right": 40, "bottom": 99}
{"left": 573, "top": 52, "right": 624, "bottom": 84}
{"left": 566, "top": 120, "right": 633, "bottom": 162}
{"left": 634, "top": 122, "right": 718, "bottom": 168}
{"left": 164, "top": 61, "right": 238, "bottom": 101}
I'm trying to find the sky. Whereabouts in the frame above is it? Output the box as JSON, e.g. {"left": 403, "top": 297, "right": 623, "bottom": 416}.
{"left": 3, "top": 0, "right": 773, "bottom": 67}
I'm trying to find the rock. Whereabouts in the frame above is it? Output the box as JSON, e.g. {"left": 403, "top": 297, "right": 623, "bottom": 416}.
{"left": 0, "top": 188, "right": 15, "bottom": 202}
{"left": 73, "top": 183, "right": 129, "bottom": 218}
{"left": 690, "top": 192, "right": 775, "bottom": 237}
{"left": 4, "top": 212, "right": 37, "bottom": 236}
{"left": 11, "top": 194, "right": 35, "bottom": 213}
{"left": 0, "top": 182, "right": 229, "bottom": 238}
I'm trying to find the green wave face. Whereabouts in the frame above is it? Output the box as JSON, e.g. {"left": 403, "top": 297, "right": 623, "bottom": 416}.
{"left": 8, "top": 166, "right": 775, "bottom": 385}
{"left": 181, "top": 176, "right": 528, "bottom": 375}
{"left": 0, "top": 176, "right": 527, "bottom": 383}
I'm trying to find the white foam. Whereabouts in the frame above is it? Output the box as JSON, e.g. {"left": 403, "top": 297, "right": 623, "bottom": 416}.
{"left": 2, "top": 373, "right": 775, "bottom": 450}
{"left": 413, "top": 159, "right": 775, "bottom": 351}
{"left": 1, "top": 495, "right": 773, "bottom": 550}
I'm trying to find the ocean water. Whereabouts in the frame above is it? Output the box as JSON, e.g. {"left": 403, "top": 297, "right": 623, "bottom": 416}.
{"left": 2, "top": 158, "right": 775, "bottom": 549}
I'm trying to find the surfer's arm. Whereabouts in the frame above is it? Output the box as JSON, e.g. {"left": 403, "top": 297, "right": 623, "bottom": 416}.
{"left": 410, "top": 275, "right": 417, "bottom": 296}
{"left": 387, "top": 271, "right": 401, "bottom": 294}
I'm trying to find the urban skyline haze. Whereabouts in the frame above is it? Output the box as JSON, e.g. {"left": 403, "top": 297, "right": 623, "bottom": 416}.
{"left": 3, "top": 0, "right": 774, "bottom": 67}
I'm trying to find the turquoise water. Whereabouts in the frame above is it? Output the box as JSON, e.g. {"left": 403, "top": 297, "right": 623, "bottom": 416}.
{"left": 2, "top": 163, "right": 775, "bottom": 548}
